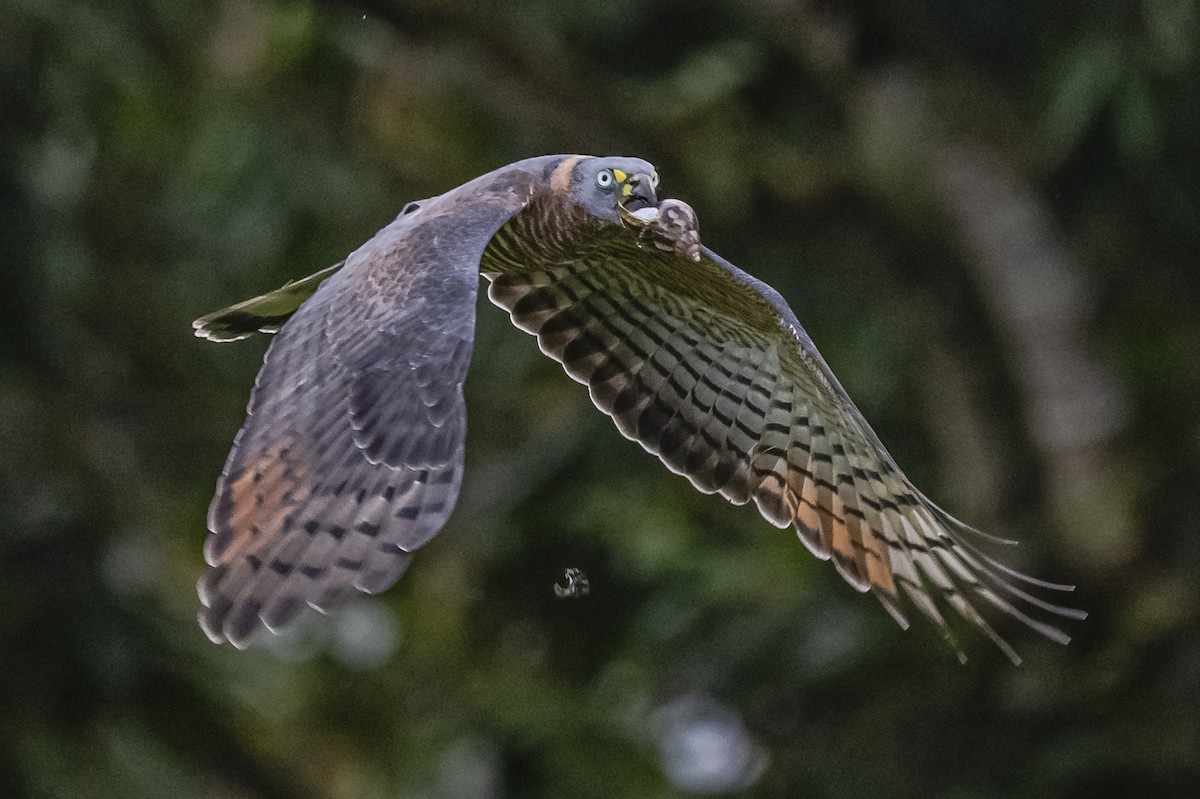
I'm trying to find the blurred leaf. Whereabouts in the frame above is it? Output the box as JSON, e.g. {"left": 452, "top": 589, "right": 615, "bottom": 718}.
{"left": 1043, "top": 37, "right": 1122, "bottom": 163}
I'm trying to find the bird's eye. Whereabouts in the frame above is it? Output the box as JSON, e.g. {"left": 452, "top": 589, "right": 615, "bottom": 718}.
{"left": 650, "top": 171, "right": 660, "bottom": 188}
{"left": 596, "top": 170, "right": 614, "bottom": 188}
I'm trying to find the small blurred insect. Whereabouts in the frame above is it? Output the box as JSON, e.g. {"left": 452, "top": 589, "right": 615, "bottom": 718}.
{"left": 554, "top": 568, "right": 590, "bottom": 598}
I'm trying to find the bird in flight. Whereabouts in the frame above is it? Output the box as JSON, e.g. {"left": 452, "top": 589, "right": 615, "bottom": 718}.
{"left": 194, "top": 154, "right": 1084, "bottom": 662}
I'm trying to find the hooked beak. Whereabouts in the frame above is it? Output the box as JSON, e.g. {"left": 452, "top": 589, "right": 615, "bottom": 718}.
{"left": 615, "top": 170, "right": 658, "bottom": 213}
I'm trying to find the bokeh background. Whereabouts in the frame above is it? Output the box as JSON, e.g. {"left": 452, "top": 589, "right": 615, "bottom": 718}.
{"left": 3, "top": 0, "right": 1199, "bottom": 796}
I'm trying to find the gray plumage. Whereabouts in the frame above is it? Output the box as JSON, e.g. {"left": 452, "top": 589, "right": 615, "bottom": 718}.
{"left": 196, "top": 154, "right": 1083, "bottom": 660}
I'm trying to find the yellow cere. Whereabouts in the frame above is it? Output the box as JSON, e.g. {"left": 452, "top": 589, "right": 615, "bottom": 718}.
{"left": 612, "top": 169, "right": 627, "bottom": 183}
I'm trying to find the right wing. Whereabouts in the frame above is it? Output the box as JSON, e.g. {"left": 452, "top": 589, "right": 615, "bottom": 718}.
{"left": 197, "top": 162, "right": 549, "bottom": 646}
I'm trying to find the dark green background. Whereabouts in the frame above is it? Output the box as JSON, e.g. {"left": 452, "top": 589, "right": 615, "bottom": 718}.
{"left": 3, "top": 0, "right": 1198, "bottom": 796}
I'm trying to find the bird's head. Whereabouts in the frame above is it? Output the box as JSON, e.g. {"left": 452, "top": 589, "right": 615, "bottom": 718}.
{"left": 563, "top": 156, "right": 660, "bottom": 222}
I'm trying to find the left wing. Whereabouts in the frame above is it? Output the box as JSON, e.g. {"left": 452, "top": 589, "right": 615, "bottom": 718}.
{"left": 481, "top": 218, "right": 1084, "bottom": 663}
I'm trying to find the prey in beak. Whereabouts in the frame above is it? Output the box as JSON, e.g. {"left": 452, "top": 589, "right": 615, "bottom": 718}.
{"left": 616, "top": 172, "right": 702, "bottom": 263}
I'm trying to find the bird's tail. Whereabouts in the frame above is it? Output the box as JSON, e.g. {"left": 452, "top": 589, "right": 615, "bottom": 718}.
{"left": 193, "top": 261, "right": 344, "bottom": 342}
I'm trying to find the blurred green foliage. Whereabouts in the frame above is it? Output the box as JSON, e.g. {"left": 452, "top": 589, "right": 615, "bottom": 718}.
{"left": 2, "top": 0, "right": 1199, "bottom": 796}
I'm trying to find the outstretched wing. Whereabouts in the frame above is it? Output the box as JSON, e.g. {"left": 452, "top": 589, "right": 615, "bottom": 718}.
{"left": 198, "top": 165, "right": 544, "bottom": 646}
{"left": 482, "top": 220, "right": 1084, "bottom": 663}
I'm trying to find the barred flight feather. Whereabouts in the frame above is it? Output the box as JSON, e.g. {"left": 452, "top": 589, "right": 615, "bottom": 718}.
{"left": 480, "top": 207, "right": 1083, "bottom": 664}
{"left": 196, "top": 159, "right": 536, "bottom": 646}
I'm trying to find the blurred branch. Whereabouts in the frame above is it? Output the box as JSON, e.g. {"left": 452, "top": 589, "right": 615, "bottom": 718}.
{"left": 857, "top": 70, "right": 1135, "bottom": 569}
{"left": 328, "top": 0, "right": 625, "bottom": 149}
